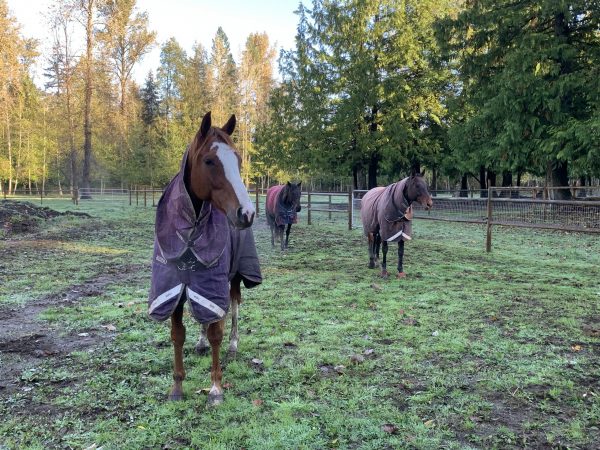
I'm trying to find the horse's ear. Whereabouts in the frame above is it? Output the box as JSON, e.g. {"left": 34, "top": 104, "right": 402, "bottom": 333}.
{"left": 222, "top": 114, "right": 236, "bottom": 135}
{"left": 297, "top": 181, "right": 302, "bottom": 188}
{"left": 200, "top": 111, "right": 212, "bottom": 138}
{"left": 287, "top": 181, "right": 291, "bottom": 186}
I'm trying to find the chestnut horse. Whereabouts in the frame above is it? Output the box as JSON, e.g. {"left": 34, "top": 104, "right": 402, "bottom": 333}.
{"left": 265, "top": 182, "right": 302, "bottom": 250}
{"left": 361, "top": 174, "right": 433, "bottom": 279}
{"left": 148, "top": 112, "right": 261, "bottom": 406}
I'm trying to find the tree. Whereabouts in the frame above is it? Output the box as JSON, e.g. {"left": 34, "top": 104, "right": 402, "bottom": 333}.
{"left": 208, "top": 27, "right": 239, "bottom": 125}
{"left": 438, "top": 0, "right": 600, "bottom": 199}
{"left": 238, "top": 32, "right": 276, "bottom": 183}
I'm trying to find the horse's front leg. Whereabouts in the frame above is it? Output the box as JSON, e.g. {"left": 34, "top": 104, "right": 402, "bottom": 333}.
{"left": 284, "top": 223, "right": 292, "bottom": 249}
{"left": 195, "top": 323, "right": 210, "bottom": 355}
{"left": 270, "top": 223, "right": 275, "bottom": 248}
{"left": 397, "top": 239, "right": 406, "bottom": 279}
{"left": 278, "top": 225, "right": 285, "bottom": 251}
{"left": 169, "top": 300, "right": 186, "bottom": 401}
{"left": 381, "top": 241, "right": 389, "bottom": 278}
{"left": 207, "top": 319, "right": 225, "bottom": 406}
{"left": 375, "top": 232, "right": 381, "bottom": 266}
{"left": 228, "top": 275, "right": 241, "bottom": 354}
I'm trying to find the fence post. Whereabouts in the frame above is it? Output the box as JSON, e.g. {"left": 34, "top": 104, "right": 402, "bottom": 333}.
{"left": 129, "top": 188, "right": 132, "bottom": 206}
{"left": 328, "top": 194, "right": 332, "bottom": 220}
{"left": 255, "top": 185, "right": 259, "bottom": 217}
{"left": 307, "top": 187, "right": 312, "bottom": 225}
{"left": 136, "top": 188, "right": 139, "bottom": 206}
{"left": 348, "top": 190, "right": 352, "bottom": 231}
{"left": 40, "top": 189, "right": 43, "bottom": 205}
{"left": 486, "top": 186, "right": 493, "bottom": 252}
{"left": 144, "top": 189, "right": 147, "bottom": 207}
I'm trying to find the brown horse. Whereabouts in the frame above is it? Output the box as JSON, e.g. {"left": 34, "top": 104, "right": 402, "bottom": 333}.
{"left": 148, "top": 111, "right": 261, "bottom": 406}
{"left": 265, "top": 182, "right": 302, "bottom": 250}
{"left": 361, "top": 174, "right": 433, "bottom": 279}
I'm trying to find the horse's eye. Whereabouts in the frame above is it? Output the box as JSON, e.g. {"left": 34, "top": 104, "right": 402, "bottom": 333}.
{"left": 204, "top": 158, "right": 215, "bottom": 167}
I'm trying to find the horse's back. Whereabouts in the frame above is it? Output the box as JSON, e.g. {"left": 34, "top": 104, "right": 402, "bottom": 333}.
{"left": 360, "top": 187, "right": 386, "bottom": 235}
{"left": 265, "top": 185, "right": 283, "bottom": 224}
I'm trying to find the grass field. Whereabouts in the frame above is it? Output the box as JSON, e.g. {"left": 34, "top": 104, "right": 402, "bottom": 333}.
{"left": 0, "top": 199, "right": 599, "bottom": 449}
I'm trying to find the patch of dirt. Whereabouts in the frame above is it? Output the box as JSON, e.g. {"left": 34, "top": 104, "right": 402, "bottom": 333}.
{"left": 0, "top": 200, "right": 90, "bottom": 234}
{"left": 0, "top": 263, "right": 144, "bottom": 395}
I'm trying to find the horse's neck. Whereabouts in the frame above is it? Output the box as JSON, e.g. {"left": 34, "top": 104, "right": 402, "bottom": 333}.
{"left": 184, "top": 163, "right": 204, "bottom": 217}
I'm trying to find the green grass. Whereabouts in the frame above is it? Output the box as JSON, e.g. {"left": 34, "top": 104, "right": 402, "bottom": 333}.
{"left": 1, "top": 199, "right": 599, "bottom": 449}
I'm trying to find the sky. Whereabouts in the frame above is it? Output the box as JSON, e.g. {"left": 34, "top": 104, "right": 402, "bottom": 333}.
{"left": 6, "top": 0, "right": 302, "bottom": 86}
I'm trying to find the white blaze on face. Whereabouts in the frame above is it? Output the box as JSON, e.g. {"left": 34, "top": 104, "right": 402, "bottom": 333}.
{"left": 213, "top": 142, "right": 255, "bottom": 217}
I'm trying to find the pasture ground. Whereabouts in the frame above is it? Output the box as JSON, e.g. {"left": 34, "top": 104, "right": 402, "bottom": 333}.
{"left": 0, "top": 199, "right": 599, "bottom": 449}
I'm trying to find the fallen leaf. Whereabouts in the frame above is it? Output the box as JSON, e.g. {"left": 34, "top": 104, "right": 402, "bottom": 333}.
{"left": 364, "top": 348, "right": 375, "bottom": 356}
{"left": 223, "top": 383, "right": 233, "bottom": 389}
{"left": 195, "top": 388, "right": 211, "bottom": 395}
{"left": 382, "top": 423, "right": 398, "bottom": 434}
{"left": 571, "top": 344, "right": 583, "bottom": 352}
{"left": 424, "top": 419, "right": 435, "bottom": 428}
{"left": 78, "top": 332, "right": 90, "bottom": 337}
{"left": 252, "top": 399, "right": 263, "bottom": 406}
{"left": 371, "top": 283, "right": 382, "bottom": 291}
{"left": 402, "top": 317, "right": 418, "bottom": 326}
{"left": 432, "top": 331, "right": 439, "bottom": 337}
{"left": 251, "top": 358, "right": 264, "bottom": 366}
{"left": 398, "top": 309, "right": 405, "bottom": 316}
{"left": 101, "top": 324, "right": 117, "bottom": 332}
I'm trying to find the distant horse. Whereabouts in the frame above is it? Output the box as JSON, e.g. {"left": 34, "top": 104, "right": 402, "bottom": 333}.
{"left": 361, "top": 174, "right": 433, "bottom": 279}
{"left": 265, "top": 182, "right": 302, "bottom": 250}
{"left": 148, "top": 111, "right": 262, "bottom": 406}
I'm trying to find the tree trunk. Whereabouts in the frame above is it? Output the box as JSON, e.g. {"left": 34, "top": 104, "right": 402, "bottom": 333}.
{"left": 431, "top": 167, "right": 437, "bottom": 196}
{"left": 459, "top": 174, "right": 468, "bottom": 197}
{"left": 367, "top": 154, "right": 379, "bottom": 189}
{"left": 81, "top": 0, "right": 94, "bottom": 199}
{"left": 479, "top": 166, "right": 487, "bottom": 197}
{"left": 550, "top": 160, "right": 571, "bottom": 200}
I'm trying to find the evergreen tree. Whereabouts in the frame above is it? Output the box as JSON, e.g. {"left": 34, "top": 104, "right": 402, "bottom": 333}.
{"left": 438, "top": 0, "right": 600, "bottom": 198}
{"left": 208, "top": 27, "right": 239, "bottom": 126}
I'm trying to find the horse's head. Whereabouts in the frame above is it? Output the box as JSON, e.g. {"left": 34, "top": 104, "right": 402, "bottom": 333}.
{"left": 187, "top": 111, "right": 255, "bottom": 229}
{"left": 283, "top": 181, "right": 302, "bottom": 212}
{"left": 406, "top": 172, "right": 433, "bottom": 210}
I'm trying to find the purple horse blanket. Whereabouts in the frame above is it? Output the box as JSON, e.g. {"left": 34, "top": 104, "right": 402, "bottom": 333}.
{"left": 148, "top": 151, "right": 262, "bottom": 324}
{"left": 361, "top": 177, "right": 413, "bottom": 242}
{"left": 266, "top": 185, "right": 298, "bottom": 226}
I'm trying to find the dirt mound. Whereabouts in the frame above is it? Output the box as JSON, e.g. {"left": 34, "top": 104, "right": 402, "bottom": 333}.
{"left": 0, "top": 200, "right": 90, "bottom": 234}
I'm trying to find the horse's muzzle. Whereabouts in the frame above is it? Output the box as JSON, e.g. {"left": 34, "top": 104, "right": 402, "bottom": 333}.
{"left": 236, "top": 207, "right": 255, "bottom": 228}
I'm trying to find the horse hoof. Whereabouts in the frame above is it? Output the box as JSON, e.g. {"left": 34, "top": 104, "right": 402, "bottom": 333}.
{"left": 368, "top": 261, "right": 375, "bottom": 269}
{"left": 397, "top": 272, "right": 407, "bottom": 279}
{"left": 380, "top": 270, "right": 389, "bottom": 279}
{"left": 207, "top": 392, "right": 223, "bottom": 406}
{"left": 168, "top": 391, "right": 184, "bottom": 401}
{"left": 195, "top": 343, "right": 210, "bottom": 356}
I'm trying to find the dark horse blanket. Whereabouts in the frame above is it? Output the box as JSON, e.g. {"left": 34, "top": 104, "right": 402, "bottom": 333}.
{"left": 361, "top": 177, "right": 413, "bottom": 242}
{"left": 148, "top": 150, "right": 262, "bottom": 324}
{"left": 266, "top": 185, "right": 298, "bottom": 226}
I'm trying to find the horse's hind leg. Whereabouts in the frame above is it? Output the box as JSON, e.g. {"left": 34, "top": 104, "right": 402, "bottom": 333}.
{"left": 284, "top": 224, "right": 292, "bottom": 249}
{"left": 381, "top": 241, "right": 389, "bottom": 278}
{"left": 207, "top": 319, "right": 225, "bottom": 406}
{"left": 397, "top": 240, "right": 406, "bottom": 279}
{"left": 228, "top": 275, "right": 241, "bottom": 355}
{"left": 270, "top": 222, "right": 275, "bottom": 248}
{"left": 374, "top": 232, "right": 381, "bottom": 266}
{"left": 195, "top": 323, "right": 210, "bottom": 355}
{"left": 367, "top": 232, "right": 376, "bottom": 268}
{"left": 169, "top": 300, "right": 186, "bottom": 401}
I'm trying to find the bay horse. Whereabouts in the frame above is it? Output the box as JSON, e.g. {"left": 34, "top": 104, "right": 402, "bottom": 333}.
{"left": 265, "top": 182, "right": 302, "bottom": 250}
{"left": 360, "top": 174, "right": 433, "bottom": 279}
{"left": 148, "top": 111, "right": 262, "bottom": 406}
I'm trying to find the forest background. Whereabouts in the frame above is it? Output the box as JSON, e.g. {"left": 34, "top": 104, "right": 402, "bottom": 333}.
{"left": 1, "top": 0, "right": 598, "bottom": 199}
